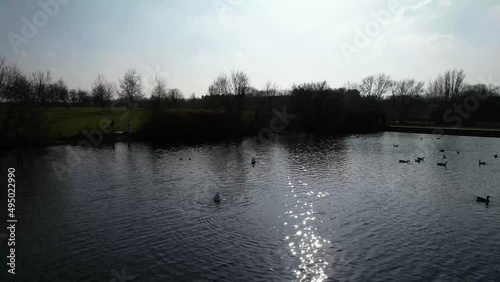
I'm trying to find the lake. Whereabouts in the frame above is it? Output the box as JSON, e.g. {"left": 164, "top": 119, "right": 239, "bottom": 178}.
{"left": 2, "top": 132, "right": 500, "bottom": 281}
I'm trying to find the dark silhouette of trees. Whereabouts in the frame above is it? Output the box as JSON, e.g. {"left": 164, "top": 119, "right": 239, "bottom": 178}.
{"left": 31, "top": 70, "right": 52, "bottom": 107}
{"left": 119, "top": 69, "right": 143, "bottom": 110}
{"left": 2, "top": 52, "right": 500, "bottom": 143}
{"left": 359, "top": 73, "right": 392, "bottom": 100}
{"left": 50, "top": 79, "right": 69, "bottom": 109}
{"left": 208, "top": 70, "right": 250, "bottom": 120}
{"left": 0, "top": 63, "right": 32, "bottom": 104}
{"left": 427, "top": 69, "right": 466, "bottom": 101}
{"left": 231, "top": 70, "right": 250, "bottom": 120}
{"left": 167, "top": 88, "right": 183, "bottom": 109}
{"left": 208, "top": 72, "right": 234, "bottom": 116}
{"left": 150, "top": 74, "right": 168, "bottom": 110}
{"left": 391, "top": 79, "right": 424, "bottom": 123}
{"left": 92, "top": 74, "right": 114, "bottom": 110}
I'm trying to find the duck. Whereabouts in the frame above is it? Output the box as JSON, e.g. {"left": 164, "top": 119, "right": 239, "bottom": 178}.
{"left": 393, "top": 144, "right": 399, "bottom": 148}
{"left": 443, "top": 155, "right": 446, "bottom": 159}
{"left": 439, "top": 149, "right": 445, "bottom": 152}
{"left": 415, "top": 158, "right": 422, "bottom": 163}
{"left": 495, "top": 154, "right": 498, "bottom": 159}
{"left": 476, "top": 196, "right": 491, "bottom": 203}
{"left": 457, "top": 151, "right": 460, "bottom": 154}
{"left": 251, "top": 156, "right": 256, "bottom": 165}
{"left": 399, "top": 160, "right": 410, "bottom": 164}
{"left": 214, "top": 191, "right": 221, "bottom": 203}
{"left": 479, "top": 160, "right": 486, "bottom": 166}
{"left": 437, "top": 162, "right": 448, "bottom": 167}
{"left": 416, "top": 157, "right": 425, "bottom": 162}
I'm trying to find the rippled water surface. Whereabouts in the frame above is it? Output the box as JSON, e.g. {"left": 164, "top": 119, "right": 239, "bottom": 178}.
{"left": 3, "top": 132, "right": 500, "bottom": 281}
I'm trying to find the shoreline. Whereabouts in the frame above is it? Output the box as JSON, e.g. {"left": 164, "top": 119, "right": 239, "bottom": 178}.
{"left": 386, "top": 125, "right": 500, "bottom": 138}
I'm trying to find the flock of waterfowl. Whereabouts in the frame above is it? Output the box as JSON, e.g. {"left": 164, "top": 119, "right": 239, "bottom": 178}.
{"left": 395, "top": 142, "right": 497, "bottom": 204}
{"left": 214, "top": 143, "right": 497, "bottom": 204}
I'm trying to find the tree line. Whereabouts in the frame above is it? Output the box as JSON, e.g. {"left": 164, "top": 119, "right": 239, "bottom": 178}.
{"left": 2, "top": 54, "right": 500, "bottom": 129}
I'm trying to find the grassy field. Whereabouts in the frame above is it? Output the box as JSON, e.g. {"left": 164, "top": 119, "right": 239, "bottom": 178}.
{"left": 45, "top": 107, "right": 152, "bottom": 140}
{"left": 0, "top": 106, "right": 152, "bottom": 146}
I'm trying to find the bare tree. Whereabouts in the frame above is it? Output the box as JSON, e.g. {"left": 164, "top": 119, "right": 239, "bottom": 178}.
{"left": 262, "top": 81, "right": 279, "bottom": 97}
{"left": 1, "top": 64, "right": 32, "bottom": 104}
{"left": 53, "top": 78, "right": 69, "bottom": 109}
{"left": 208, "top": 73, "right": 233, "bottom": 115}
{"left": 119, "top": 69, "right": 143, "bottom": 110}
{"left": 359, "top": 73, "right": 392, "bottom": 99}
{"left": 449, "top": 69, "right": 466, "bottom": 99}
{"left": 231, "top": 70, "right": 250, "bottom": 119}
{"left": 77, "top": 89, "right": 91, "bottom": 106}
{"left": 150, "top": 74, "right": 168, "bottom": 109}
{"left": 253, "top": 81, "right": 279, "bottom": 121}
{"left": 343, "top": 81, "right": 359, "bottom": 91}
{"left": 426, "top": 78, "right": 442, "bottom": 102}
{"left": 427, "top": 69, "right": 466, "bottom": 101}
{"left": 92, "top": 74, "right": 114, "bottom": 110}
{"left": 31, "top": 70, "right": 52, "bottom": 106}
{"left": 69, "top": 89, "right": 78, "bottom": 104}
{"left": 392, "top": 79, "right": 424, "bottom": 123}
{"left": 167, "top": 88, "right": 183, "bottom": 108}
{"left": 392, "top": 79, "right": 424, "bottom": 97}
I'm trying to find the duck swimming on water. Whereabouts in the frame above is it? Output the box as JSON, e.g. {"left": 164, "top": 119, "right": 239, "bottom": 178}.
{"left": 479, "top": 160, "right": 486, "bottom": 166}
{"left": 214, "top": 191, "right": 221, "bottom": 203}
{"left": 251, "top": 156, "right": 256, "bottom": 165}
{"left": 437, "top": 162, "right": 448, "bottom": 167}
{"left": 476, "top": 196, "right": 491, "bottom": 203}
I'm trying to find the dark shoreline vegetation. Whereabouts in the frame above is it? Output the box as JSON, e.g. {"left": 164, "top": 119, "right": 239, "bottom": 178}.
{"left": 1, "top": 55, "right": 500, "bottom": 149}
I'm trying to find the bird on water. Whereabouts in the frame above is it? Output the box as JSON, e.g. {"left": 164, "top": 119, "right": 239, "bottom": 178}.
{"left": 399, "top": 160, "right": 410, "bottom": 164}
{"left": 476, "top": 196, "right": 491, "bottom": 203}
{"left": 214, "top": 191, "right": 221, "bottom": 203}
{"left": 437, "top": 162, "right": 447, "bottom": 167}
{"left": 479, "top": 160, "right": 486, "bottom": 166}
{"left": 251, "top": 156, "right": 256, "bottom": 165}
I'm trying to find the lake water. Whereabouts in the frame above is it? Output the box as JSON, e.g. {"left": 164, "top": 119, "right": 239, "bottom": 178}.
{"left": 2, "top": 132, "right": 500, "bottom": 281}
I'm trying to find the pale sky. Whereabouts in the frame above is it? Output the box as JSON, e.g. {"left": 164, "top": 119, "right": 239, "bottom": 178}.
{"left": 1, "top": 0, "right": 499, "bottom": 97}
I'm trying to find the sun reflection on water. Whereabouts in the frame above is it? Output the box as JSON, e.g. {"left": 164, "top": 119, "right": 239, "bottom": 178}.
{"left": 284, "top": 176, "right": 330, "bottom": 281}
